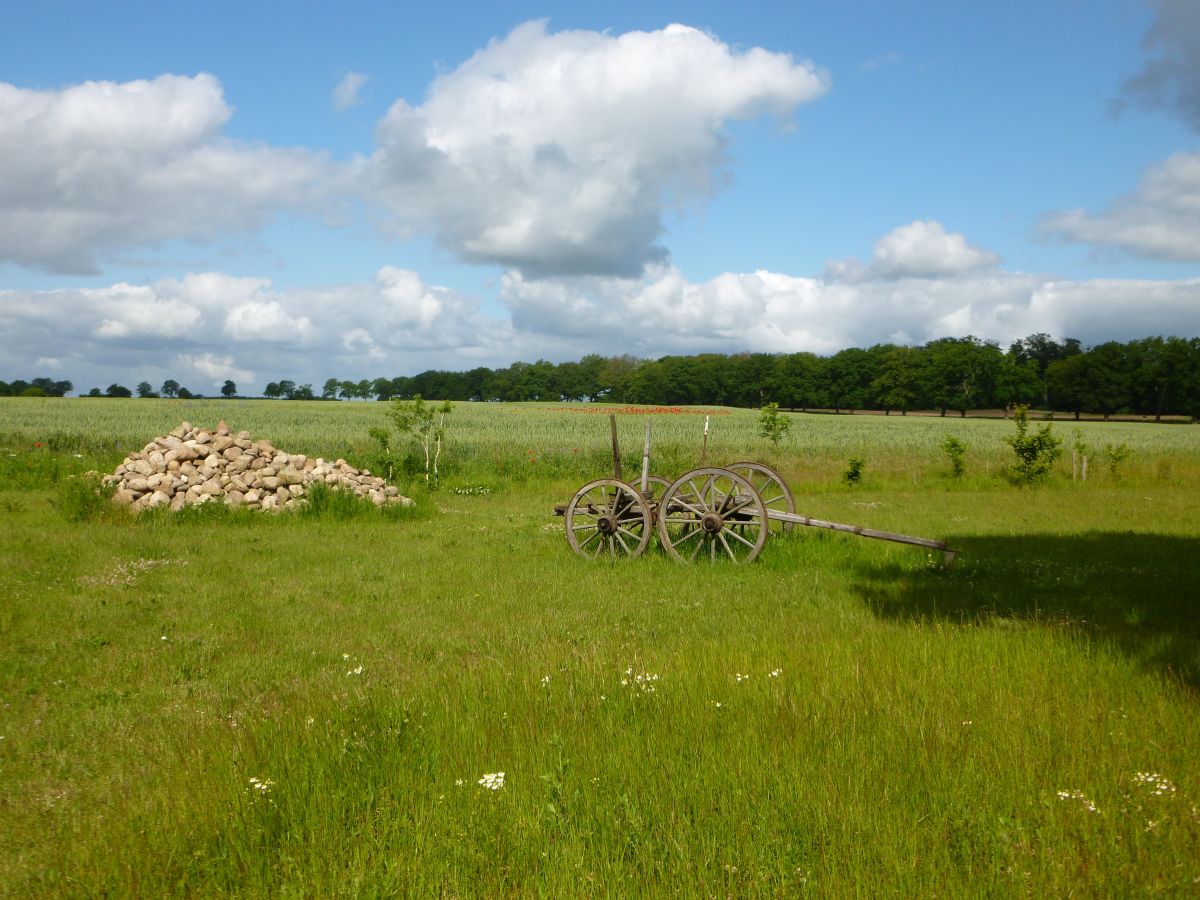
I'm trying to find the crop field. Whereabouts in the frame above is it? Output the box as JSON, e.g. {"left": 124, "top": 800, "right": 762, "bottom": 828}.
{"left": 2, "top": 398, "right": 1199, "bottom": 896}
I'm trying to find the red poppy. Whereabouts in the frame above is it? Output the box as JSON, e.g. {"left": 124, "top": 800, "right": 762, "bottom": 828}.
{"left": 34, "top": 442, "right": 42, "bottom": 448}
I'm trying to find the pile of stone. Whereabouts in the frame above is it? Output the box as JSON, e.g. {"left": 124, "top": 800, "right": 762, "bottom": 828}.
{"left": 103, "top": 420, "right": 413, "bottom": 513}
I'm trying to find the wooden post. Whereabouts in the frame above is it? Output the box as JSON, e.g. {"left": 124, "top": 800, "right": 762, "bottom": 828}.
{"left": 641, "top": 421, "right": 651, "bottom": 493}
{"left": 609, "top": 413, "right": 623, "bottom": 481}
{"left": 701, "top": 415, "right": 709, "bottom": 465}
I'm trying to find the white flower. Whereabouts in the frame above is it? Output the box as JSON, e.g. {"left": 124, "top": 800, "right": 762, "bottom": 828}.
{"left": 478, "top": 771, "right": 505, "bottom": 790}
{"left": 1133, "top": 772, "right": 1176, "bottom": 795}
{"left": 246, "top": 776, "right": 275, "bottom": 796}
{"left": 342, "top": 653, "right": 350, "bottom": 661}
{"left": 735, "top": 672, "right": 749, "bottom": 683}
{"left": 541, "top": 675, "right": 551, "bottom": 686}
{"left": 1056, "top": 789, "right": 1098, "bottom": 813}
{"left": 768, "top": 669, "right": 782, "bottom": 678}
{"left": 346, "top": 665, "right": 364, "bottom": 676}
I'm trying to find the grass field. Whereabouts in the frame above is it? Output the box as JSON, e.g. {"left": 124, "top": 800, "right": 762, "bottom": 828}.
{"left": 1, "top": 398, "right": 1198, "bottom": 896}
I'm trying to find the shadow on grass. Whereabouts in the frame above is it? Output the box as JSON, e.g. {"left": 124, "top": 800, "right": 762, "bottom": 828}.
{"left": 854, "top": 532, "right": 1200, "bottom": 690}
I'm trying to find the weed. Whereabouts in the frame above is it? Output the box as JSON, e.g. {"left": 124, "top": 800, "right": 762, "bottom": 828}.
{"left": 1005, "top": 404, "right": 1062, "bottom": 483}
{"left": 843, "top": 456, "right": 865, "bottom": 485}
{"left": 1104, "top": 443, "right": 1132, "bottom": 480}
{"left": 940, "top": 435, "right": 966, "bottom": 478}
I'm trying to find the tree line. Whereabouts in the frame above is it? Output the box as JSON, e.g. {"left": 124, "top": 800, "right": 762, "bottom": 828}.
{"left": 311, "top": 334, "right": 1200, "bottom": 421}
{"left": 4, "top": 333, "right": 1198, "bottom": 420}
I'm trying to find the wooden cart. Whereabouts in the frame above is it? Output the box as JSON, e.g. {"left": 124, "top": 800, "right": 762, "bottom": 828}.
{"left": 555, "top": 415, "right": 956, "bottom": 565}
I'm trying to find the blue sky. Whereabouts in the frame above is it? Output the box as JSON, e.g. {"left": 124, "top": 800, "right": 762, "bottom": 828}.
{"left": 1, "top": 0, "right": 1197, "bottom": 393}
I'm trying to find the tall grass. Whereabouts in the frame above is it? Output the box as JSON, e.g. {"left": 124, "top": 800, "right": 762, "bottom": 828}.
{"left": 3, "top": 397, "right": 1198, "bottom": 492}
{"left": 1, "top": 401, "right": 1198, "bottom": 895}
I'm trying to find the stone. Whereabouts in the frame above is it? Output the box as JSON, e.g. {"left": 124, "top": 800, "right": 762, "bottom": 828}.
{"left": 105, "top": 420, "right": 413, "bottom": 515}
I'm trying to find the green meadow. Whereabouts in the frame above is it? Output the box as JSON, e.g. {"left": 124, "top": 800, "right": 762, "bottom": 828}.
{"left": 1, "top": 398, "right": 1198, "bottom": 896}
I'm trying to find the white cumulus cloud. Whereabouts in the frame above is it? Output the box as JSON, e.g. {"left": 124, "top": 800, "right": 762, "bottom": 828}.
{"left": 1041, "top": 151, "right": 1200, "bottom": 262}
{"left": 501, "top": 221, "right": 1200, "bottom": 355}
{"left": 0, "top": 73, "right": 338, "bottom": 274}
{"left": 368, "top": 20, "right": 829, "bottom": 277}
{"left": 825, "top": 220, "right": 1001, "bottom": 281}
{"left": 177, "top": 352, "right": 255, "bottom": 385}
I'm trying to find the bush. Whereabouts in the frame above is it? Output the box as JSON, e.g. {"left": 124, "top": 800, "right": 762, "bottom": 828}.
{"left": 1005, "top": 404, "right": 1062, "bottom": 483}
{"left": 940, "top": 435, "right": 966, "bottom": 478}
{"left": 843, "top": 457, "right": 865, "bottom": 486}
{"left": 758, "top": 402, "right": 790, "bottom": 446}
{"left": 1104, "top": 443, "right": 1132, "bottom": 480}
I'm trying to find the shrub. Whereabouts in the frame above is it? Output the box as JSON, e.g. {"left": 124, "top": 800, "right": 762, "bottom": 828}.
{"left": 1005, "top": 404, "right": 1062, "bottom": 483}
{"left": 940, "top": 435, "right": 966, "bottom": 478}
{"left": 1104, "top": 443, "right": 1132, "bottom": 480}
{"left": 843, "top": 457, "right": 865, "bottom": 486}
{"left": 758, "top": 402, "right": 790, "bottom": 447}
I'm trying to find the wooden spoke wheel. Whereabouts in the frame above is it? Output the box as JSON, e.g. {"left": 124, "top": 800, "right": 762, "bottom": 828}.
{"left": 625, "top": 474, "right": 672, "bottom": 501}
{"left": 565, "top": 479, "right": 652, "bottom": 560}
{"left": 724, "top": 461, "right": 796, "bottom": 533}
{"left": 656, "top": 467, "right": 768, "bottom": 563}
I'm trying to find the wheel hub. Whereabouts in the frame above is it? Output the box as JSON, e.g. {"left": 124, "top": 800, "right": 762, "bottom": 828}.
{"left": 597, "top": 515, "right": 619, "bottom": 535}
{"left": 701, "top": 512, "right": 724, "bottom": 534}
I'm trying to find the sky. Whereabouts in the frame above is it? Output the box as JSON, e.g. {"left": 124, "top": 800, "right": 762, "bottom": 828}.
{"left": 1, "top": 0, "right": 1198, "bottom": 395}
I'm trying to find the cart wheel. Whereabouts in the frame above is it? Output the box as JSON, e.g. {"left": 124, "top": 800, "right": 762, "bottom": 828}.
{"left": 625, "top": 474, "right": 672, "bottom": 501}
{"left": 656, "top": 467, "right": 767, "bottom": 563}
{"left": 565, "top": 479, "right": 652, "bottom": 560}
{"left": 724, "top": 461, "right": 796, "bottom": 532}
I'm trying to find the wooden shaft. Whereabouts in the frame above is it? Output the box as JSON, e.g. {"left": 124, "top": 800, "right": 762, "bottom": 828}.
{"left": 610, "top": 413, "right": 623, "bottom": 481}
{"left": 767, "top": 509, "right": 948, "bottom": 551}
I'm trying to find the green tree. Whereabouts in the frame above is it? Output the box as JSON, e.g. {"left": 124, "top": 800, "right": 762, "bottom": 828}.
{"left": 1005, "top": 404, "right": 1062, "bottom": 483}
{"left": 599, "top": 355, "right": 639, "bottom": 403}
{"left": 923, "top": 336, "right": 1000, "bottom": 417}
{"left": 221, "top": 380, "right": 237, "bottom": 398}
{"left": 322, "top": 378, "right": 340, "bottom": 400}
{"left": 389, "top": 395, "right": 453, "bottom": 483}
{"left": 870, "top": 345, "right": 924, "bottom": 415}
{"left": 263, "top": 382, "right": 282, "bottom": 399}
{"left": 993, "top": 356, "right": 1041, "bottom": 417}
{"left": 105, "top": 383, "right": 132, "bottom": 398}
{"left": 758, "top": 402, "right": 791, "bottom": 446}
{"left": 160, "top": 379, "right": 180, "bottom": 398}
{"left": 31, "top": 377, "right": 72, "bottom": 397}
